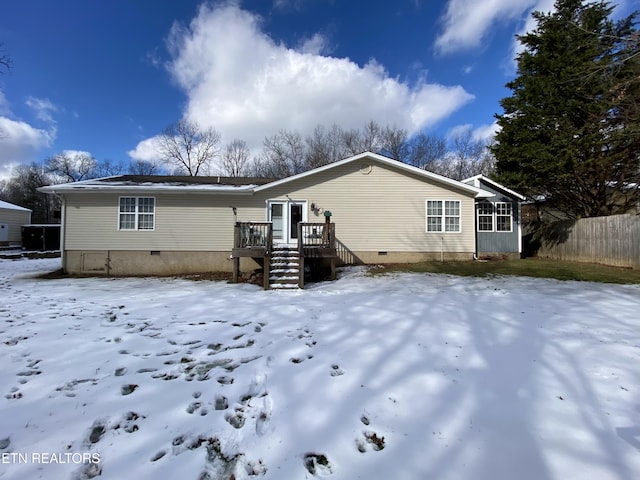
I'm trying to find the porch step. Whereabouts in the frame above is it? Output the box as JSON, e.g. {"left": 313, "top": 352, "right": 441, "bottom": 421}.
{"left": 269, "top": 247, "right": 301, "bottom": 289}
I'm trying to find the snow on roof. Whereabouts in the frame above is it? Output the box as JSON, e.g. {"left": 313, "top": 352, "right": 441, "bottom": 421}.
{"left": 0, "top": 200, "right": 32, "bottom": 212}
{"left": 38, "top": 155, "right": 498, "bottom": 199}
{"left": 39, "top": 176, "right": 263, "bottom": 194}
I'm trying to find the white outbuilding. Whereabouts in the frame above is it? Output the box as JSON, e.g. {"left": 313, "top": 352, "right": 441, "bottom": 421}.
{"left": 0, "top": 200, "right": 32, "bottom": 246}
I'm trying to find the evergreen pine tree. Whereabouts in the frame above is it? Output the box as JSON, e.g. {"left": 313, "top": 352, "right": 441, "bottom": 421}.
{"left": 492, "top": 0, "right": 639, "bottom": 218}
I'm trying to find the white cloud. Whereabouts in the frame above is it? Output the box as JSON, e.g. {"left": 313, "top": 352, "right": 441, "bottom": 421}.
{"left": 298, "top": 33, "right": 331, "bottom": 55}
{"left": 0, "top": 116, "right": 55, "bottom": 178}
{"left": 128, "top": 136, "right": 163, "bottom": 163}
{"left": 131, "top": 3, "right": 474, "bottom": 162}
{"left": 59, "top": 149, "right": 92, "bottom": 159}
{"left": 472, "top": 122, "right": 500, "bottom": 143}
{"left": 435, "top": 0, "right": 538, "bottom": 55}
{"left": 447, "top": 122, "right": 499, "bottom": 143}
{"left": 25, "top": 96, "right": 58, "bottom": 124}
{"left": 0, "top": 90, "right": 10, "bottom": 116}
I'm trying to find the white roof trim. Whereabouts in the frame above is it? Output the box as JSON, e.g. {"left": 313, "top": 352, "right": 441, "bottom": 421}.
{"left": 0, "top": 200, "right": 32, "bottom": 212}
{"left": 37, "top": 154, "right": 497, "bottom": 199}
{"left": 255, "top": 151, "right": 492, "bottom": 198}
{"left": 462, "top": 174, "right": 526, "bottom": 201}
{"left": 39, "top": 177, "right": 256, "bottom": 195}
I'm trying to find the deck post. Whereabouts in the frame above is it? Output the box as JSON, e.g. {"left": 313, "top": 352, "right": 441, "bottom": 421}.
{"left": 232, "top": 256, "right": 240, "bottom": 283}
{"left": 263, "top": 254, "right": 270, "bottom": 290}
{"left": 232, "top": 222, "right": 240, "bottom": 283}
{"left": 329, "top": 257, "right": 336, "bottom": 280}
{"left": 298, "top": 255, "right": 304, "bottom": 288}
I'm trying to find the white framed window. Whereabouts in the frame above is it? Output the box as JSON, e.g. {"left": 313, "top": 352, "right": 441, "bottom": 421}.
{"left": 476, "top": 201, "right": 513, "bottom": 232}
{"left": 477, "top": 201, "right": 494, "bottom": 231}
{"left": 119, "top": 197, "right": 155, "bottom": 231}
{"left": 496, "top": 202, "right": 512, "bottom": 232}
{"left": 426, "top": 200, "right": 461, "bottom": 233}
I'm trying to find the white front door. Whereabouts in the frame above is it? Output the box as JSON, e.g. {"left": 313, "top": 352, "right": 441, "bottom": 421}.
{"left": 268, "top": 200, "right": 307, "bottom": 244}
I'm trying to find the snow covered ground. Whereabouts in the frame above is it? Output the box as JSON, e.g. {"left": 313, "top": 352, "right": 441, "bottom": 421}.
{"left": 1, "top": 257, "right": 639, "bottom": 480}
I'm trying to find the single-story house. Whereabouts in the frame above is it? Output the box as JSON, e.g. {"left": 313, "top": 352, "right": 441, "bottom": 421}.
{"left": 0, "top": 200, "right": 32, "bottom": 246}
{"left": 461, "top": 175, "right": 526, "bottom": 258}
{"left": 41, "top": 152, "right": 523, "bottom": 287}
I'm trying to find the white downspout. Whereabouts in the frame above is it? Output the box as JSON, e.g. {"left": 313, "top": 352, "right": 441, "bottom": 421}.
{"left": 59, "top": 196, "right": 66, "bottom": 272}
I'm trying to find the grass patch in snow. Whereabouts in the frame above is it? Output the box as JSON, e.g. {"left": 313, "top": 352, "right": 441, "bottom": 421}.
{"left": 369, "top": 257, "right": 640, "bottom": 284}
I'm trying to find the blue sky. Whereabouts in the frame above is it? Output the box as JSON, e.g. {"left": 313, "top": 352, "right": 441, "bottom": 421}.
{"left": 0, "top": 0, "right": 634, "bottom": 178}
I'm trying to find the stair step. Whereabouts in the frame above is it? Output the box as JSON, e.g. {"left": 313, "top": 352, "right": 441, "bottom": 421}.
{"left": 270, "top": 274, "right": 299, "bottom": 280}
{"left": 269, "top": 248, "right": 301, "bottom": 289}
{"left": 270, "top": 283, "right": 300, "bottom": 290}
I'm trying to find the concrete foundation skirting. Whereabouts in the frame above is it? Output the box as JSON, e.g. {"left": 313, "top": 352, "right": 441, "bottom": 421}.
{"left": 64, "top": 250, "right": 260, "bottom": 276}
{"left": 62, "top": 250, "right": 476, "bottom": 276}
{"left": 345, "top": 251, "right": 474, "bottom": 265}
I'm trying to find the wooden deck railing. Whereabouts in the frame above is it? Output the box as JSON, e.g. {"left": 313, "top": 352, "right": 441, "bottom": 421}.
{"left": 232, "top": 220, "right": 337, "bottom": 288}
{"left": 297, "top": 222, "right": 336, "bottom": 255}
{"left": 234, "top": 222, "right": 273, "bottom": 251}
{"left": 233, "top": 220, "right": 336, "bottom": 256}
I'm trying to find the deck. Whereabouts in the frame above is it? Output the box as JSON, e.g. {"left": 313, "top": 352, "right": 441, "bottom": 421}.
{"left": 231, "top": 221, "right": 338, "bottom": 289}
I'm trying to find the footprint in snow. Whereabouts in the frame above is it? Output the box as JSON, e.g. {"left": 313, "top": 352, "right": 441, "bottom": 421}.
{"left": 87, "top": 419, "right": 108, "bottom": 444}
{"left": 256, "top": 406, "right": 271, "bottom": 436}
{"left": 186, "top": 402, "right": 207, "bottom": 416}
{"left": 356, "top": 431, "right": 386, "bottom": 453}
{"left": 150, "top": 450, "right": 166, "bottom": 462}
{"left": 4, "top": 386, "right": 22, "bottom": 400}
{"left": 225, "top": 410, "right": 246, "bottom": 429}
{"left": 217, "top": 376, "right": 234, "bottom": 385}
{"left": 304, "top": 453, "right": 333, "bottom": 476}
{"left": 117, "top": 411, "right": 144, "bottom": 433}
{"left": 214, "top": 395, "right": 229, "bottom": 410}
{"left": 121, "top": 384, "right": 138, "bottom": 395}
{"left": 75, "top": 461, "right": 102, "bottom": 479}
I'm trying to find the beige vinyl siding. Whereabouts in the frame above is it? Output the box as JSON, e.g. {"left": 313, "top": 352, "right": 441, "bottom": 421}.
{"left": 0, "top": 207, "right": 31, "bottom": 243}
{"left": 63, "top": 158, "right": 476, "bottom": 254}
{"left": 246, "top": 159, "right": 476, "bottom": 253}
{"left": 64, "top": 193, "right": 254, "bottom": 251}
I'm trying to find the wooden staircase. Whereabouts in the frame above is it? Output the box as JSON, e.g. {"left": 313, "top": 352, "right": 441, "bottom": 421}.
{"left": 269, "top": 246, "right": 301, "bottom": 289}
{"left": 232, "top": 221, "right": 336, "bottom": 290}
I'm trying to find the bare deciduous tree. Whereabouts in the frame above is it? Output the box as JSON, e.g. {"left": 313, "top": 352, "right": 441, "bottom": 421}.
{"left": 379, "top": 125, "right": 409, "bottom": 161}
{"left": 438, "top": 131, "right": 494, "bottom": 180}
{"left": 343, "top": 120, "right": 385, "bottom": 156}
{"left": 159, "top": 119, "right": 221, "bottom": 176}
{"left": 46, "top": 152, "right": 98, "bottom": 182}
{"left": 127, "top": 158, "right": 164, "bottom": 175}
{"left": 220, "top": 139, "right": 251, "bottom": 177}
{"left": 0, "top": 43, "right": 12, "bottom": 139}
{"left": 0, "top": 42, "right": 11, "bottom": 73}
{"left": 304, "top": 124, "right": 348, "bottom": 169}
{"left": 0, "top": 163, "right": 59, "bottom": 223}
{"left": 404, "top": 133, "right": 447, "bottom": 171}
{"left": 253, "top": 130, "right": 305, "bottom": 178}
{"left": 94, "top": 158, "right": 125, "bottom": 178}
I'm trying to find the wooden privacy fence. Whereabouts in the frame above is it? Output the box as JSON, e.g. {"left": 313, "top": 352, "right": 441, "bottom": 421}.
{"left": 533, "top": 214, "right": 640, "bottom": 269}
